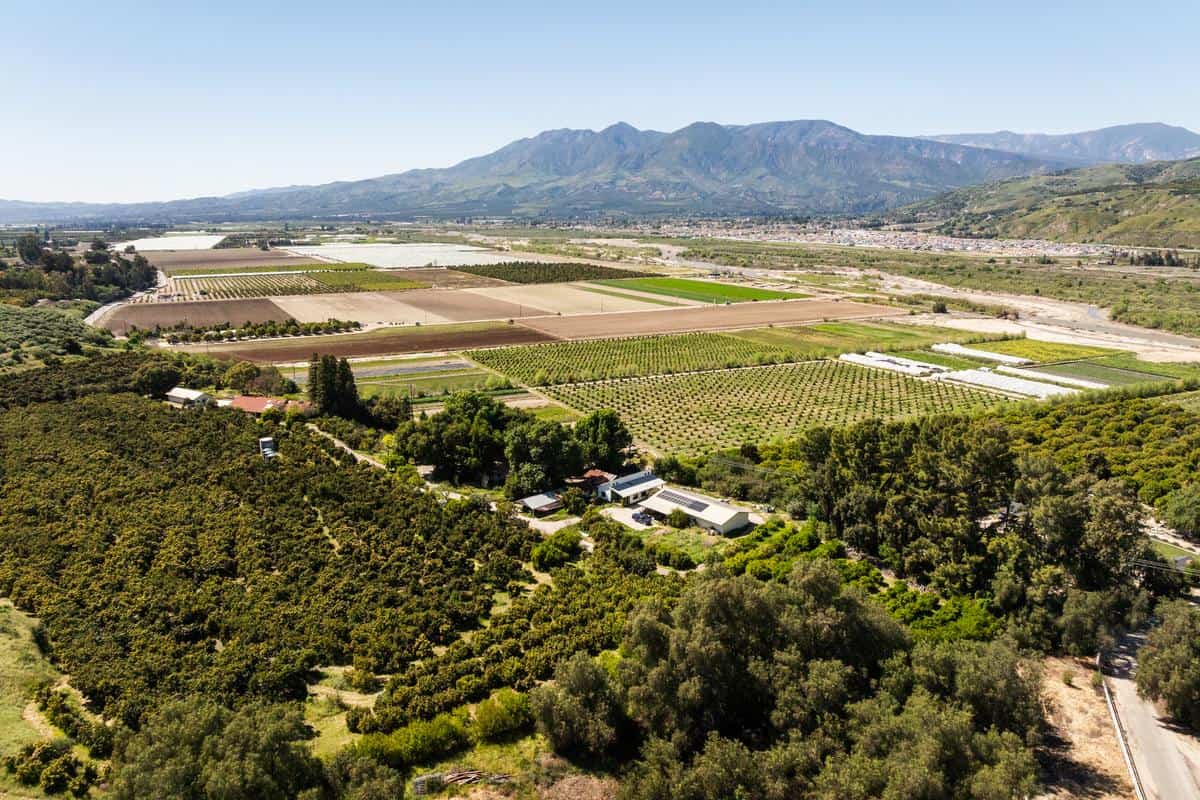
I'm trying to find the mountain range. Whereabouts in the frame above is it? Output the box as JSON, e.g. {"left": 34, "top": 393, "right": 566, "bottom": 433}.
{"left": 0, "top": 121, "right": 1050, "bottom": 224}
{"left": 928, "top": 123, "right": 1200, "bottom": 166}
{"left": 2, "top": 121, "right": 1197, "bottom": 224}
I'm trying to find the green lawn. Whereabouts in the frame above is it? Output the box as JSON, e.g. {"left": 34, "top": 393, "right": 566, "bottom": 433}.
{"left": 1151, "top": 539, "right": 1197, "bottom": 564}
{"left": 594, "top": 277, "right": 803, "bottom": 303}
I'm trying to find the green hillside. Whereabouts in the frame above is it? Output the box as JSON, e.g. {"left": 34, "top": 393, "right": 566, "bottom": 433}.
{"left": 897, "top": 158, "right": 1200, "bottom": 247}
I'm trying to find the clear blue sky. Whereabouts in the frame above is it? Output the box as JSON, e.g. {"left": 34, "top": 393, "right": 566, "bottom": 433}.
{"left": 3, "top": 0, "right": 1196, "bottom": 203}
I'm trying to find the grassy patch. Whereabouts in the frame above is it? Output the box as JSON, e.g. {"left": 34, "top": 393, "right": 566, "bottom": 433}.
{"left": 305, "top": 695, "right": 357, "bottom": 760}
{"left": 359, "top": 369, "right": 509, "bottom": 399}
{"left": 528, "top": 404, "right": 580, "bottom": 423}
{"left": 1090, "top": 354, "right": 1200, "bottom": 381}
{"left": 0, "top": 601, "right": 59, "bottom": 761}
{"left": 640, "top": 527, "right": 730, "bottom": 563}
{"left": 1151, "top": 539, "right": 1197, "bottom": 563}
{"left": 889, "top": 349, "right": 980, "bottom": 370}
{"left": 970, "top": 339, "right": 1116, "bottom": 363}
{"left": 311, "top": 271, "right": 426, "bottom": 291}
{"left": 1027, "top": 361, "right": 1179, "bottom": 387}
{"left": 595, "top": 277, "right": 802, "bottom": 303}
{"left": 574, "top": 285, "right": 684, "bottom": 307}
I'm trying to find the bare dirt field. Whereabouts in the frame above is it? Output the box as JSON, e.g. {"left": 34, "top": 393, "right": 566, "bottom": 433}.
{"left": 519, "top": 298, "right": 903, "bottom": 339}
{"left": 147, "top": 247, "right": 316, "bottom": 273}
{"left": 183, "top": 322, "right": 557, "bottom": 362}
{"left": 273, "top": 292, "right": 456, "bottom": 325}
{"left": 465, "top": 283, "right": 675, "bottom": 315}
{"left": 401, "top": 289, "right": 548, "bottom": 322}
{"left": 272, "top": 289, "right": 540, "bottom": 326}
{"left": 100, "top": 298, "right": 289, "bottom": 333}
{"left": 1038, "top": 656, "right": 1131, "bottom": 800}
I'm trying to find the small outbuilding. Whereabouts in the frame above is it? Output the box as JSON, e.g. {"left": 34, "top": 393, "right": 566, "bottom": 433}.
{"left": 165, "top": 386, "right": 211, "bottom": 409}
{"left": 566, "top": 468, "right": 617, "bottom": 497}
{"left": 518, "top": 492, "right": 563, "bottom": 515}
{"left": 639, "top": 487, "right": 752, "bottom": 535}
{"left": 597, "top": 470, "right": 665, "bottom": 505}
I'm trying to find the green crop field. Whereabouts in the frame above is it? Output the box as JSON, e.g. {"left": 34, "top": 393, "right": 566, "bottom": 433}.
{"left": 594, "top": 277, "right": 802, "bottom": 303}
{"left": 1026, "top": 361, "right": 1176, "bottom": 387}
{"left": 468, "top": 321, "right": 998, "bottom": 385}
{"left": 971, "top": 339, "right": 1115, "bottom": 363}
{"left": 544, "top": 360, "right": 1003, "bottom": 454}
{"left": 358, "top": 368, "right": 511, "bottom": 400}
{"left": 310, "top": 271, "right": 425, "bottom": 291}
{"left": 889, "top": 349, "right": 980, "bottom": 370}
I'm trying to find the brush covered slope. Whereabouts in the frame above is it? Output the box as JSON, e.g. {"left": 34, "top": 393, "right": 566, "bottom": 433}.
{"left": 896, "top": 157, "right": 1200, "bottom": 247}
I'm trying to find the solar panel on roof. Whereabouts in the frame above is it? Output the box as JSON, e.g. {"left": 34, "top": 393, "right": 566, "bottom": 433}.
{"left": 657, "top": 490, "right": 709, "bottom": 512}
{"left": 614, "top": 472, "right": 649, "bottom": 488}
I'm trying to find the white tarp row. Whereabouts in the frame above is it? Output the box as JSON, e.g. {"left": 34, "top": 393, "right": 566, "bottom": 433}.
{"left": 840, "top": 352, "right": 939, "bottom": 377}
{"left": 936, "top": 368, "right": 1078, "bottom": 398}
{"left": 996, "top": 365, "right": 1108, "bottom": 390}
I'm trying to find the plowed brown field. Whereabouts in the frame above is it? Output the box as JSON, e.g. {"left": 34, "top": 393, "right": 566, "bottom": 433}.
{"left": 520, "top": 298, "right": 902, "bottom": 339}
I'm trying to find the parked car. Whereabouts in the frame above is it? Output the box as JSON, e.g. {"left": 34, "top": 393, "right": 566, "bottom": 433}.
{"left": 632, "top": 511, "right": 653, "bottom": 525}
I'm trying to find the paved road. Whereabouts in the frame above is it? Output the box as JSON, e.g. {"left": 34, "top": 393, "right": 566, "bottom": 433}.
{"left": 1106, "top": 629, "right": 1200, "bottom": 800}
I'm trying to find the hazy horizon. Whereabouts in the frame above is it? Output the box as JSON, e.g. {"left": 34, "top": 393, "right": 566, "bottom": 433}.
{"left": 4, "top": 0, "right": 1197, "bottom": 203}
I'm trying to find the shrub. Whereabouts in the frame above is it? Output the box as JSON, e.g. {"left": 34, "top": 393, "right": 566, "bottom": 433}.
{"left": 666, "top": 509, "right": 690, "bottom": 529}
{"left": 351, "top": 711, "right": 470, "bottom": 770}
{"left": 532, "top": 653, "right": 627, "bottom": 759}
{"left": 532, "top": 528, "right": 583, "bottom": 571}
{"left": 473, "top": 688, "right": 533, "bottom": 742}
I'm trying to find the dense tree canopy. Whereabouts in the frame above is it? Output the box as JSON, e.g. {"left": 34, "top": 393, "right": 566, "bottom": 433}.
{"left": 0, "top": 393, "right": 537, "bottom": 726}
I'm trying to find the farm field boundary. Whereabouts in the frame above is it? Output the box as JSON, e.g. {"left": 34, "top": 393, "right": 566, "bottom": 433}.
{"left": 519, "top": 298, "right": 904, "bottom": 339}
{"left": 595, "top": 276, "right": 804, "bottom": 303}
{"left": 544, "top": 360, "right": 1004, "bottom": 455}
{"left": 468, "top": 320, "right": 999, "bottom": 385}
{"left": 100, "top": 298, "right": 290, "bottom": 334}
{"left": 179, "top": 321, "right": 558, "bottom": 362}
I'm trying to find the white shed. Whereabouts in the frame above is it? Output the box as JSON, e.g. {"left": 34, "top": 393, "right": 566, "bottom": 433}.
{"left": 639, "top": 487, "right": 752, "bottom": 535}
{"left": 164, "top": 386, "right": 211, "bottom": 408}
